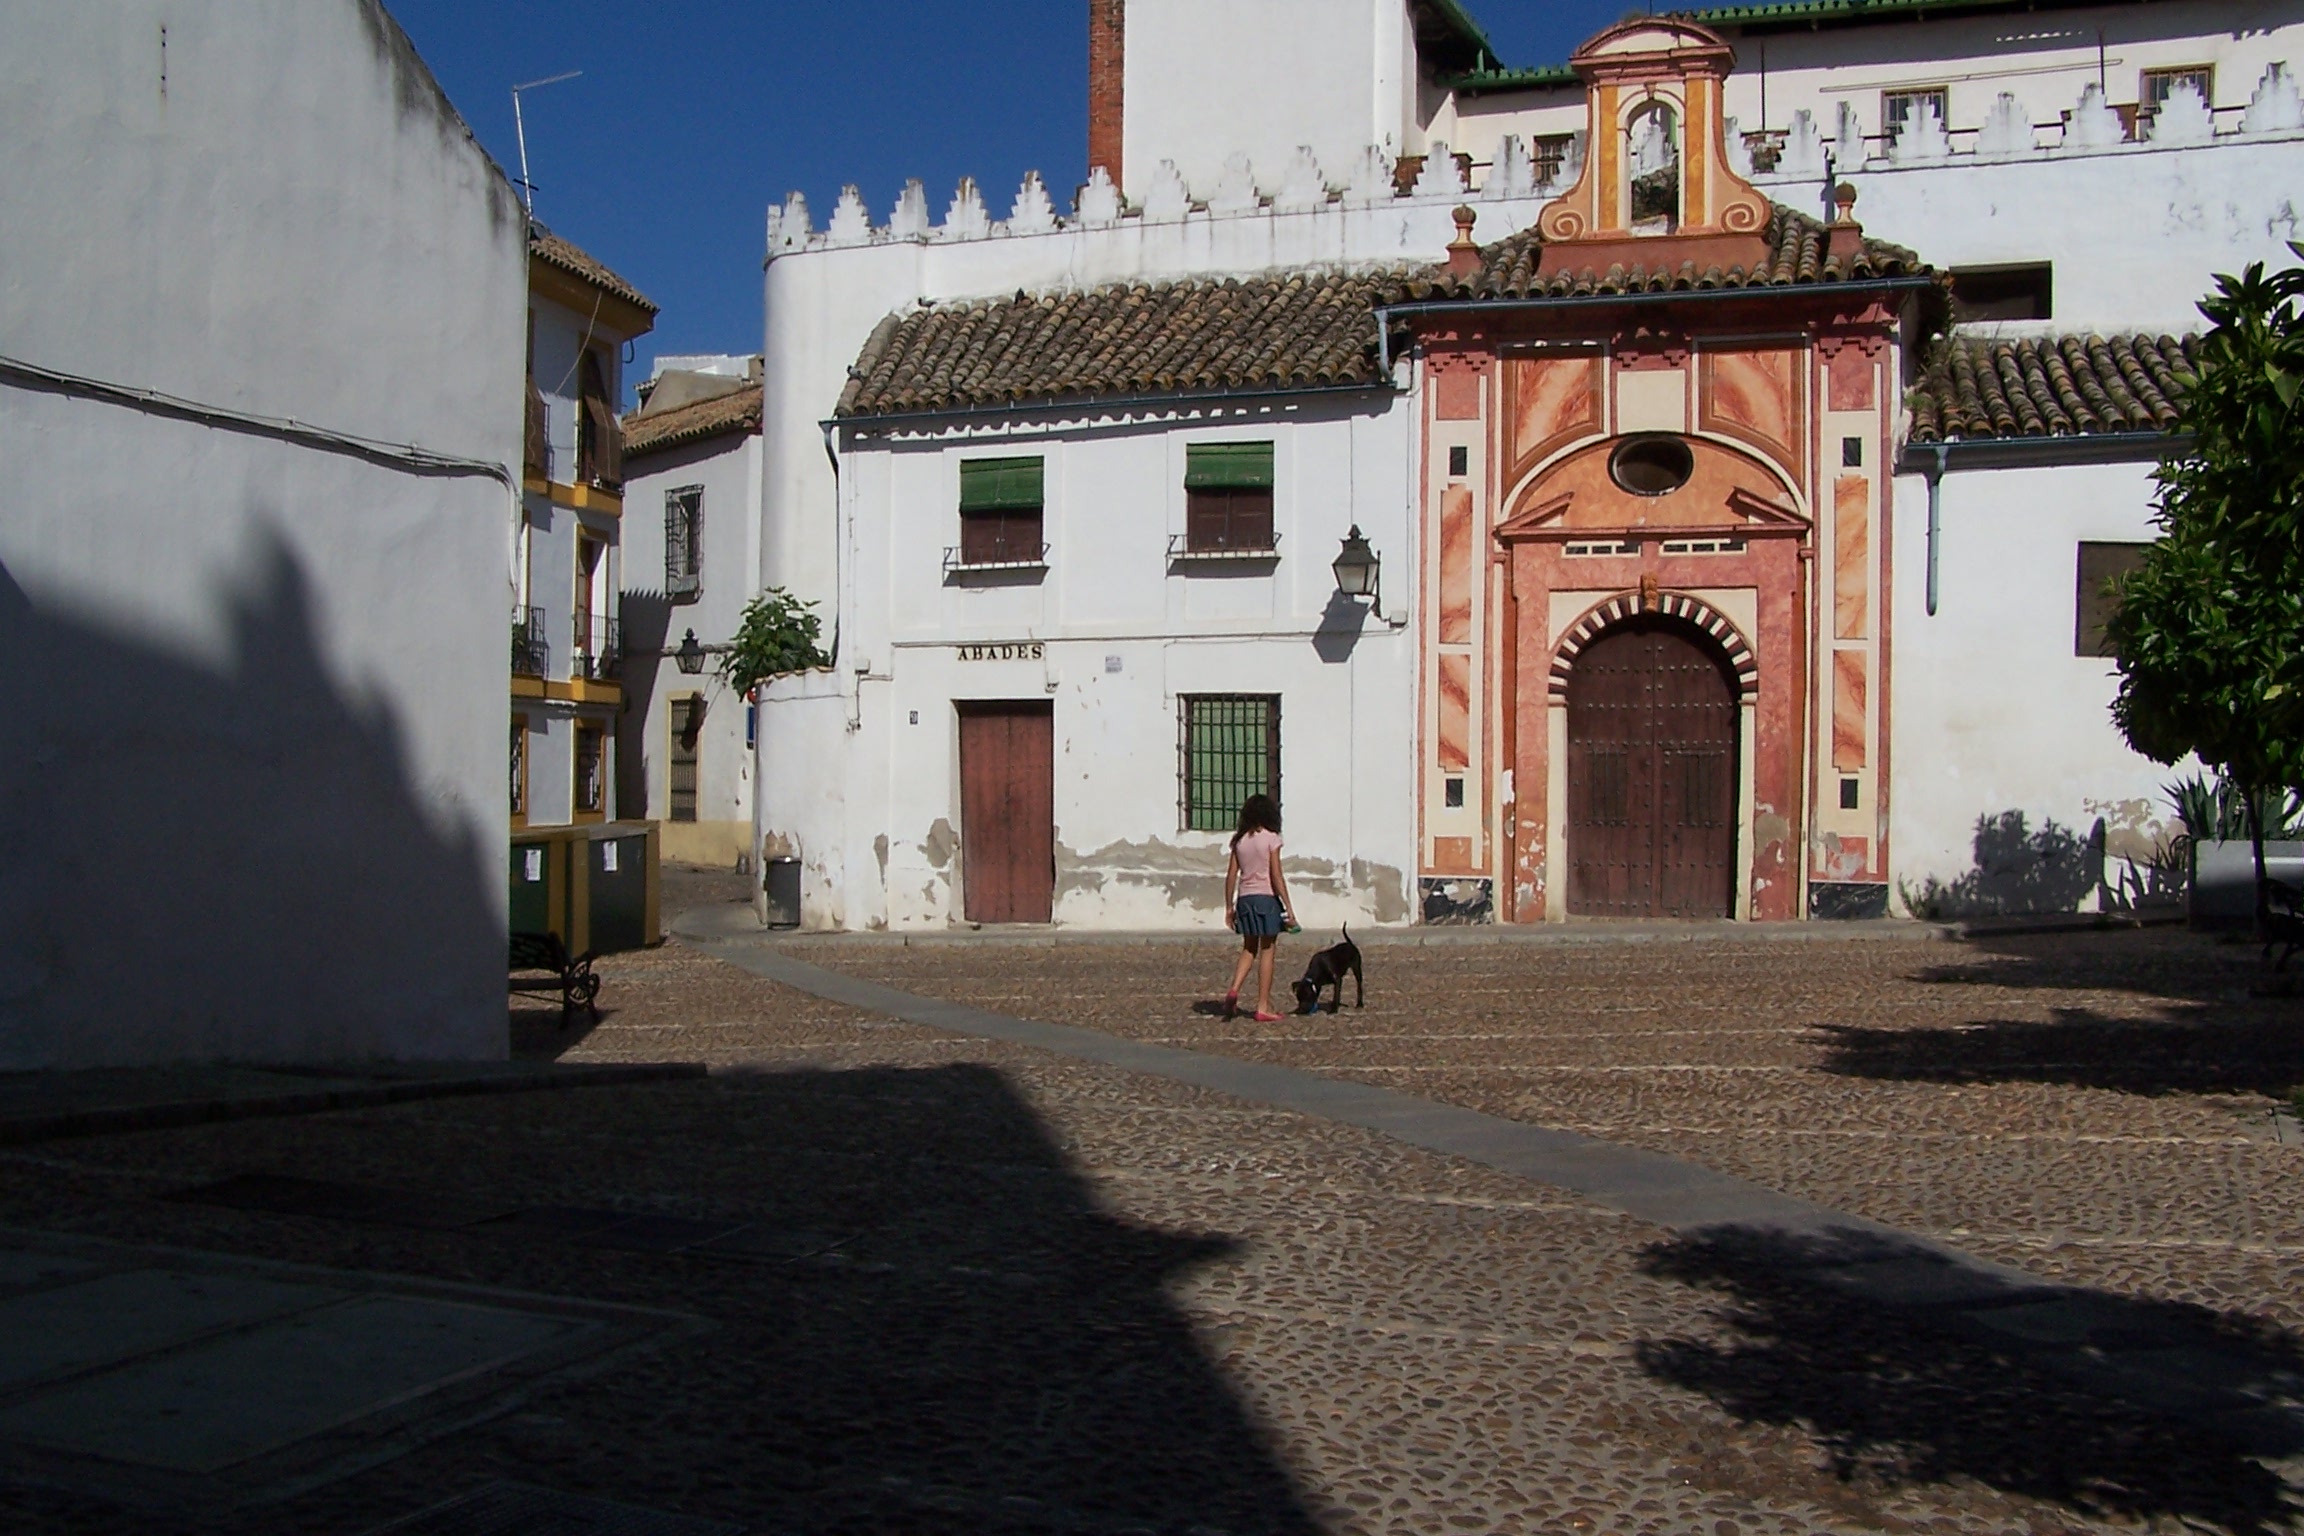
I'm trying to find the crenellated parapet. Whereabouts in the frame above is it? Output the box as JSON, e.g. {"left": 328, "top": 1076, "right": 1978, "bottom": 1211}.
{"left": 765, "top": 135, "right": 1586, "bottom": 260}
{"left": 1739, "top": 62, "right": 2301, "bottom": 183}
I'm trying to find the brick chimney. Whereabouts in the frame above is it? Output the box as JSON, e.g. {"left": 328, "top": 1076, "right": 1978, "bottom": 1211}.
{"left": 1088, "top": 0, "right": 1124, "bottom": 186}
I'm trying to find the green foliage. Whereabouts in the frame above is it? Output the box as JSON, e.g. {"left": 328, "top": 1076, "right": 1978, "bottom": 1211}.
{"left": 2107, "top": 246, "right": 2304, "bottom": 810}
{"left": 2164, "top": 773, "right": 2304, "bottom": 845}
{"left": 719, "top": 587, "right": 831, "bottom": 697}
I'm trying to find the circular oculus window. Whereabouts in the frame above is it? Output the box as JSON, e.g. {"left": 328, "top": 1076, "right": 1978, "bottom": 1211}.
{"left": 1608, "top": 435, "right": 1696, "bottom": 497}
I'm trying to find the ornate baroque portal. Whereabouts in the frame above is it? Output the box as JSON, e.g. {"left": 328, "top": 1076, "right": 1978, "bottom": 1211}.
{"left": 1409, "top": 18, "right": 1929, "bottom": 922}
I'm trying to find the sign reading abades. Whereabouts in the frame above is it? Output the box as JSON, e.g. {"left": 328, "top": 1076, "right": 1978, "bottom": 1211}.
{"left": 954, "top": 641, "right": 1045, "bottom": 662}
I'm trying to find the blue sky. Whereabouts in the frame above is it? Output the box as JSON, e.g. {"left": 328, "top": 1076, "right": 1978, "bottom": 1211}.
{"left": 388, "top": 1, "right": 1629, "bottom": 392}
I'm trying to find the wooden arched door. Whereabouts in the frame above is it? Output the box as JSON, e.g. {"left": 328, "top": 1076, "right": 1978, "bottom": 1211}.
{"left": 1565, "top": 618, "right": 1739, "bottom": 917}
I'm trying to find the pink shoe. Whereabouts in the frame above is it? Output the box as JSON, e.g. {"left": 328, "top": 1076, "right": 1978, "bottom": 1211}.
{"left": 1253, "top": 1010, "right": 1284, "bottom": 1023}
{"left": 1222, "top": 992, "right": 1238, "bottom": 1020}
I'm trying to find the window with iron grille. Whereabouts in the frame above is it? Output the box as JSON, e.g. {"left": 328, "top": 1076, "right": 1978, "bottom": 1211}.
{"left": 1532, "top": 134, "right": 1575, "bottom": 183}
{"left": 1180, "top": 694, "right": 1280, "bottom": 832}
{"left": 665, "top": 486, "right": 703, "bottom": 600}
{"left": 669, "top": 696, "right": 703, "bottom": 823}
{"left": 1184, "top": 442, "right": 1276, "bottom": 553}
{"left": 509, "top": 717, "right": 528, "bottom": 820}
{"left": 2141, "top": 65, "right": 2213, "bottom": 120}
{"left": 957, "top": 456, "right": 1045, "bottom": 565}
{"left": 1882, "top": 86, "right": 1948, "bottom": 142}
{"left": 574, "top": 724, "right": 606, "bottom": 815}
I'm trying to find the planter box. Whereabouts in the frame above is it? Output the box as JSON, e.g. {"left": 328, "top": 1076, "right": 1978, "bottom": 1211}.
{"left": 2189, "top": 839, "right": 2304, "bottom": 930}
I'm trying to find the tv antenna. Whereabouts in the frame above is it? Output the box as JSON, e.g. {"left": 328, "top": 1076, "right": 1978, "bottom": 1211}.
{"left": 512, "top": 70, "right": 583, "bottom": 215}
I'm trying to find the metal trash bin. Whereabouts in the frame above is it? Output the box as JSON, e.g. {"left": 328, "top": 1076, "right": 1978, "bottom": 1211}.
{"left": 763, "top": 856, "right": 802, "bottom": 930}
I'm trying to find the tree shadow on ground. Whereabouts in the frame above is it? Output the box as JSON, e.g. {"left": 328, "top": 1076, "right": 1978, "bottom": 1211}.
{"left": 1637, "top": 1226, "right": 2304, "bottom": 1535}
{"left": 1814, "top": 1004, "right": 2304, "bottom": 1097}
{"left": 1901, "top": 926, "right": 2293, "bottom": 1009}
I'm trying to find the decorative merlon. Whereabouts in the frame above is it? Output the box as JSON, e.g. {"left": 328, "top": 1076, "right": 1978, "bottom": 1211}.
{"left": 2244, "top": 62, "right": 2303, "bottom": 133}
{"left": 1009, "top": 170, "right": 1058, "bottom": 235}
{"left": 1209, "top": 153, "right": 1261, "bottom": 215}
{"left": 1411, "top": 140, "right": 1467, "bottom": 199}
{"left": 1275, "top": 146, "right": 1327, "bottom": 212}
{"left": 1143, "top": 159, "right": 1190, "bottom": 223}
{"left": 1077, "top": 166, "right": 1122, "bottom": 228}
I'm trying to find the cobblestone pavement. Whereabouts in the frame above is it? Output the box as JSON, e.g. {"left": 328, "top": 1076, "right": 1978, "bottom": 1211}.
{"left": 0, "top": 906, "right": 2297, "bottom": 1534}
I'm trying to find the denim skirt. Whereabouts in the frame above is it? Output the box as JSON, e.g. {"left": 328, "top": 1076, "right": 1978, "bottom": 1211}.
{"left": 1234, "top": 894, "right": 1286, "bottom": 937}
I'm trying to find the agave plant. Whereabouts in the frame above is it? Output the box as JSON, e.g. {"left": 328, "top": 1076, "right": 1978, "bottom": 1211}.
{"left": 2164, "top": 773, "right": 2304, "bottom": 844}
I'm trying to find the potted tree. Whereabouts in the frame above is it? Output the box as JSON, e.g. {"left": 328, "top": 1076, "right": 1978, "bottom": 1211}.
{"left": 2108, "top": 246, "right": 2304, "bottom": 944}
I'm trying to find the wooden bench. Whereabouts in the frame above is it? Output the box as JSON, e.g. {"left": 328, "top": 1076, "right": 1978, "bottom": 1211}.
{"left": 509, "top": 930, "right": 600, "bottom": 1025}
{"left": 2267, "top": 879, "right": 2304, "bottom": 973}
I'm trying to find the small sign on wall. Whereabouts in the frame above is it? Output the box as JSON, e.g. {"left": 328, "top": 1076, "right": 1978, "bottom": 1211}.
{"left": 523, "top": 848, "right": 544, "bottom": 883}
{"left": 955, "top": 641, "right": 1045, "bottom": 662}
{"left": 601, "top": 841, "right": 620, "bottom": 874}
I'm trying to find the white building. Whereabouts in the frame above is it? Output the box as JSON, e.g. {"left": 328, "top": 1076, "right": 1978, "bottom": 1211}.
{"left": 619, "top": 356, "right": 765, "bottom": 868}
{"left": 754, "top": 0, "right": 2303, "bottom": 929}
{"left": 0, "top": 0, "right": 527, "bottom": 1062}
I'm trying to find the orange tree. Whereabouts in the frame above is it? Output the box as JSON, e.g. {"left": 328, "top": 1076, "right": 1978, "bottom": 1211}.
{"left": 2107, "top": 244, "right": 2304, "bottom": 935}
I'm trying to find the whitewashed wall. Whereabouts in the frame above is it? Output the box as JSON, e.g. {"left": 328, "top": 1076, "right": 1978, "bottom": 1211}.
{"left": 622, "top": 425, "right": 764, "bottom": 866}
{"left": 1121, "top": 0, "right": 1423, "bottom": 200}
{"left": 761, "top": 394, "right": 1419, "bottom": 930}
{"left": 0, "top": 0, "right": 525, "bottom": 1064}
{"left": 1888, "top": 458, "right": 2185, "bottom": 916}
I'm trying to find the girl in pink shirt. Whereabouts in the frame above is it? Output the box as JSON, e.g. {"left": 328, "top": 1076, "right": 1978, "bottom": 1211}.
{"left": 1222, "top": 794, "right": 1294, "bottom": 1021}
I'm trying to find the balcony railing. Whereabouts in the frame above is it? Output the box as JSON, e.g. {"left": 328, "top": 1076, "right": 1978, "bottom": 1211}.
{"left": 512, "top": 606, "right": 548, "bottom": 677}
{"left": 572, "top": 612, "right": 621, "bottom": 682}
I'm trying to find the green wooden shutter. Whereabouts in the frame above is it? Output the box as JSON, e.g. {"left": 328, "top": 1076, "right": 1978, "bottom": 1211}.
{"left": 958, "top": 457, "right": 1045, "bottom": 511}
{"left": 1184, "top": 442, "right": 1275, "bottom": 491}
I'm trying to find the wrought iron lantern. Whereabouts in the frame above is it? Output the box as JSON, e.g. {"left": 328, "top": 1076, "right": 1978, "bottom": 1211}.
{"left": 1332, "top": 525, "right": 1382, "bottom": 615}
{"left": 674, "top": 628, "right": 708, "bottom": 675}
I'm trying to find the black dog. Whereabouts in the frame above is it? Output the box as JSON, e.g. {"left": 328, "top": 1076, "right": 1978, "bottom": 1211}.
{"left": 1291, "top": 926, "right": 1364, "bottom": 1014}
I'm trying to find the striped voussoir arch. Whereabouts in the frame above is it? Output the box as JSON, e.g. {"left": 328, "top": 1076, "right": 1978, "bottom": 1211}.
{"left": 1548, "top": 589, "right": 1759, "bottom": 700}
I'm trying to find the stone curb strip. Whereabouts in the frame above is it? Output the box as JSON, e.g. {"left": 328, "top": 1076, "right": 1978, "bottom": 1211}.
{"left": 685, "top": 904, "right": 2184, "bottom": 950}
{"left": 684, "top": 922, "right": 2304, "bottom": 1456}
{"left": 0, "top": 1063, "right": 708, "bottom": 1150}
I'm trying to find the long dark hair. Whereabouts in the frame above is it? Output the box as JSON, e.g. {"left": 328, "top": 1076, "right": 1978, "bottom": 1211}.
{"left": 1230, "top": 793, "right": 1281, "bottom": 850}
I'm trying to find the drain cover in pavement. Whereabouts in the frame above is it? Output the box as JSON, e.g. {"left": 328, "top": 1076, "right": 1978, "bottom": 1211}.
{"left": 364, "top": 1479, "right": 744, "bottom": 1534}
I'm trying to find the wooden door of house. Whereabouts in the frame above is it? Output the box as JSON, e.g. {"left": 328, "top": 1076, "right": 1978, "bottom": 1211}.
{"left": 1565, "top": 620, "right": 1739, "bottom": 918}
{"left": 958, "top": 701, "right": 1055, "bottom": 924}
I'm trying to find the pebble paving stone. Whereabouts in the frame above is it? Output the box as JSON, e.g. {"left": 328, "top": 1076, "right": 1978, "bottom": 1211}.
{"left": 0, "top": 885, "right": 2296, "bottom": 1533}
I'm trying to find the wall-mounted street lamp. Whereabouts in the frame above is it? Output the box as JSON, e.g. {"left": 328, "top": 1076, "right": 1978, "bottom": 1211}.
{"left": 673, "top": 628, "right": 714, "bottom": 675}
{"left": 1332, "top": 525, "right": 1383, "bottom": 618}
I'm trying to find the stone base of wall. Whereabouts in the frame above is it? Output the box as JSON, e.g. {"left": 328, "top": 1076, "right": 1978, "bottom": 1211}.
{"left": 660, "top": 820, "right": 752, "bottom": 870}
{"left": 1810, "top": 880, "right": 1891, "bottom": 920}
{"left": 1420, "top": 877, "right": 1494, "bottom": 925}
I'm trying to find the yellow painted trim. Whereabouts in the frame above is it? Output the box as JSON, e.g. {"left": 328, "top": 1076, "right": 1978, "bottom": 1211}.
{"left": 529, "top": 258, "right": 656, "bottom": 341}
{"left": 544, "top": 678, "right": 623, "bottom": 706}
{"left": 511, "top": 712, "right": 532, "bottom": 827}
{"left": 643, "top": 822, "right": 662, "bottom": 946}
{"left": 524, "top": 475, "right": 551, "bottom": 497}
{"left": 539, "top": 479, "right": 623, "bottom": 517}
{"left": 512, "top": 676, "right": 546, "bottom": 699}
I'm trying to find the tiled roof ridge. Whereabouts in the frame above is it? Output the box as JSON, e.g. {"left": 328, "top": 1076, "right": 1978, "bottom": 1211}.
{"left": 622, "top": 382, "right": 762, "bottom": 459}
{"left": 838, "top": 206, "right": 1939, "bottom": 419}
{"left": 530, "top": 225, "right": 658, "bottom": 316}
{"left": 837, "top": 267, "right": 1420, "bottom": 418}
{"left": 1402, "top": 202, "right": 1929, "bottom": 303}
{"left": 1907, "top": 331, "right": 2198, "bottom": 443}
